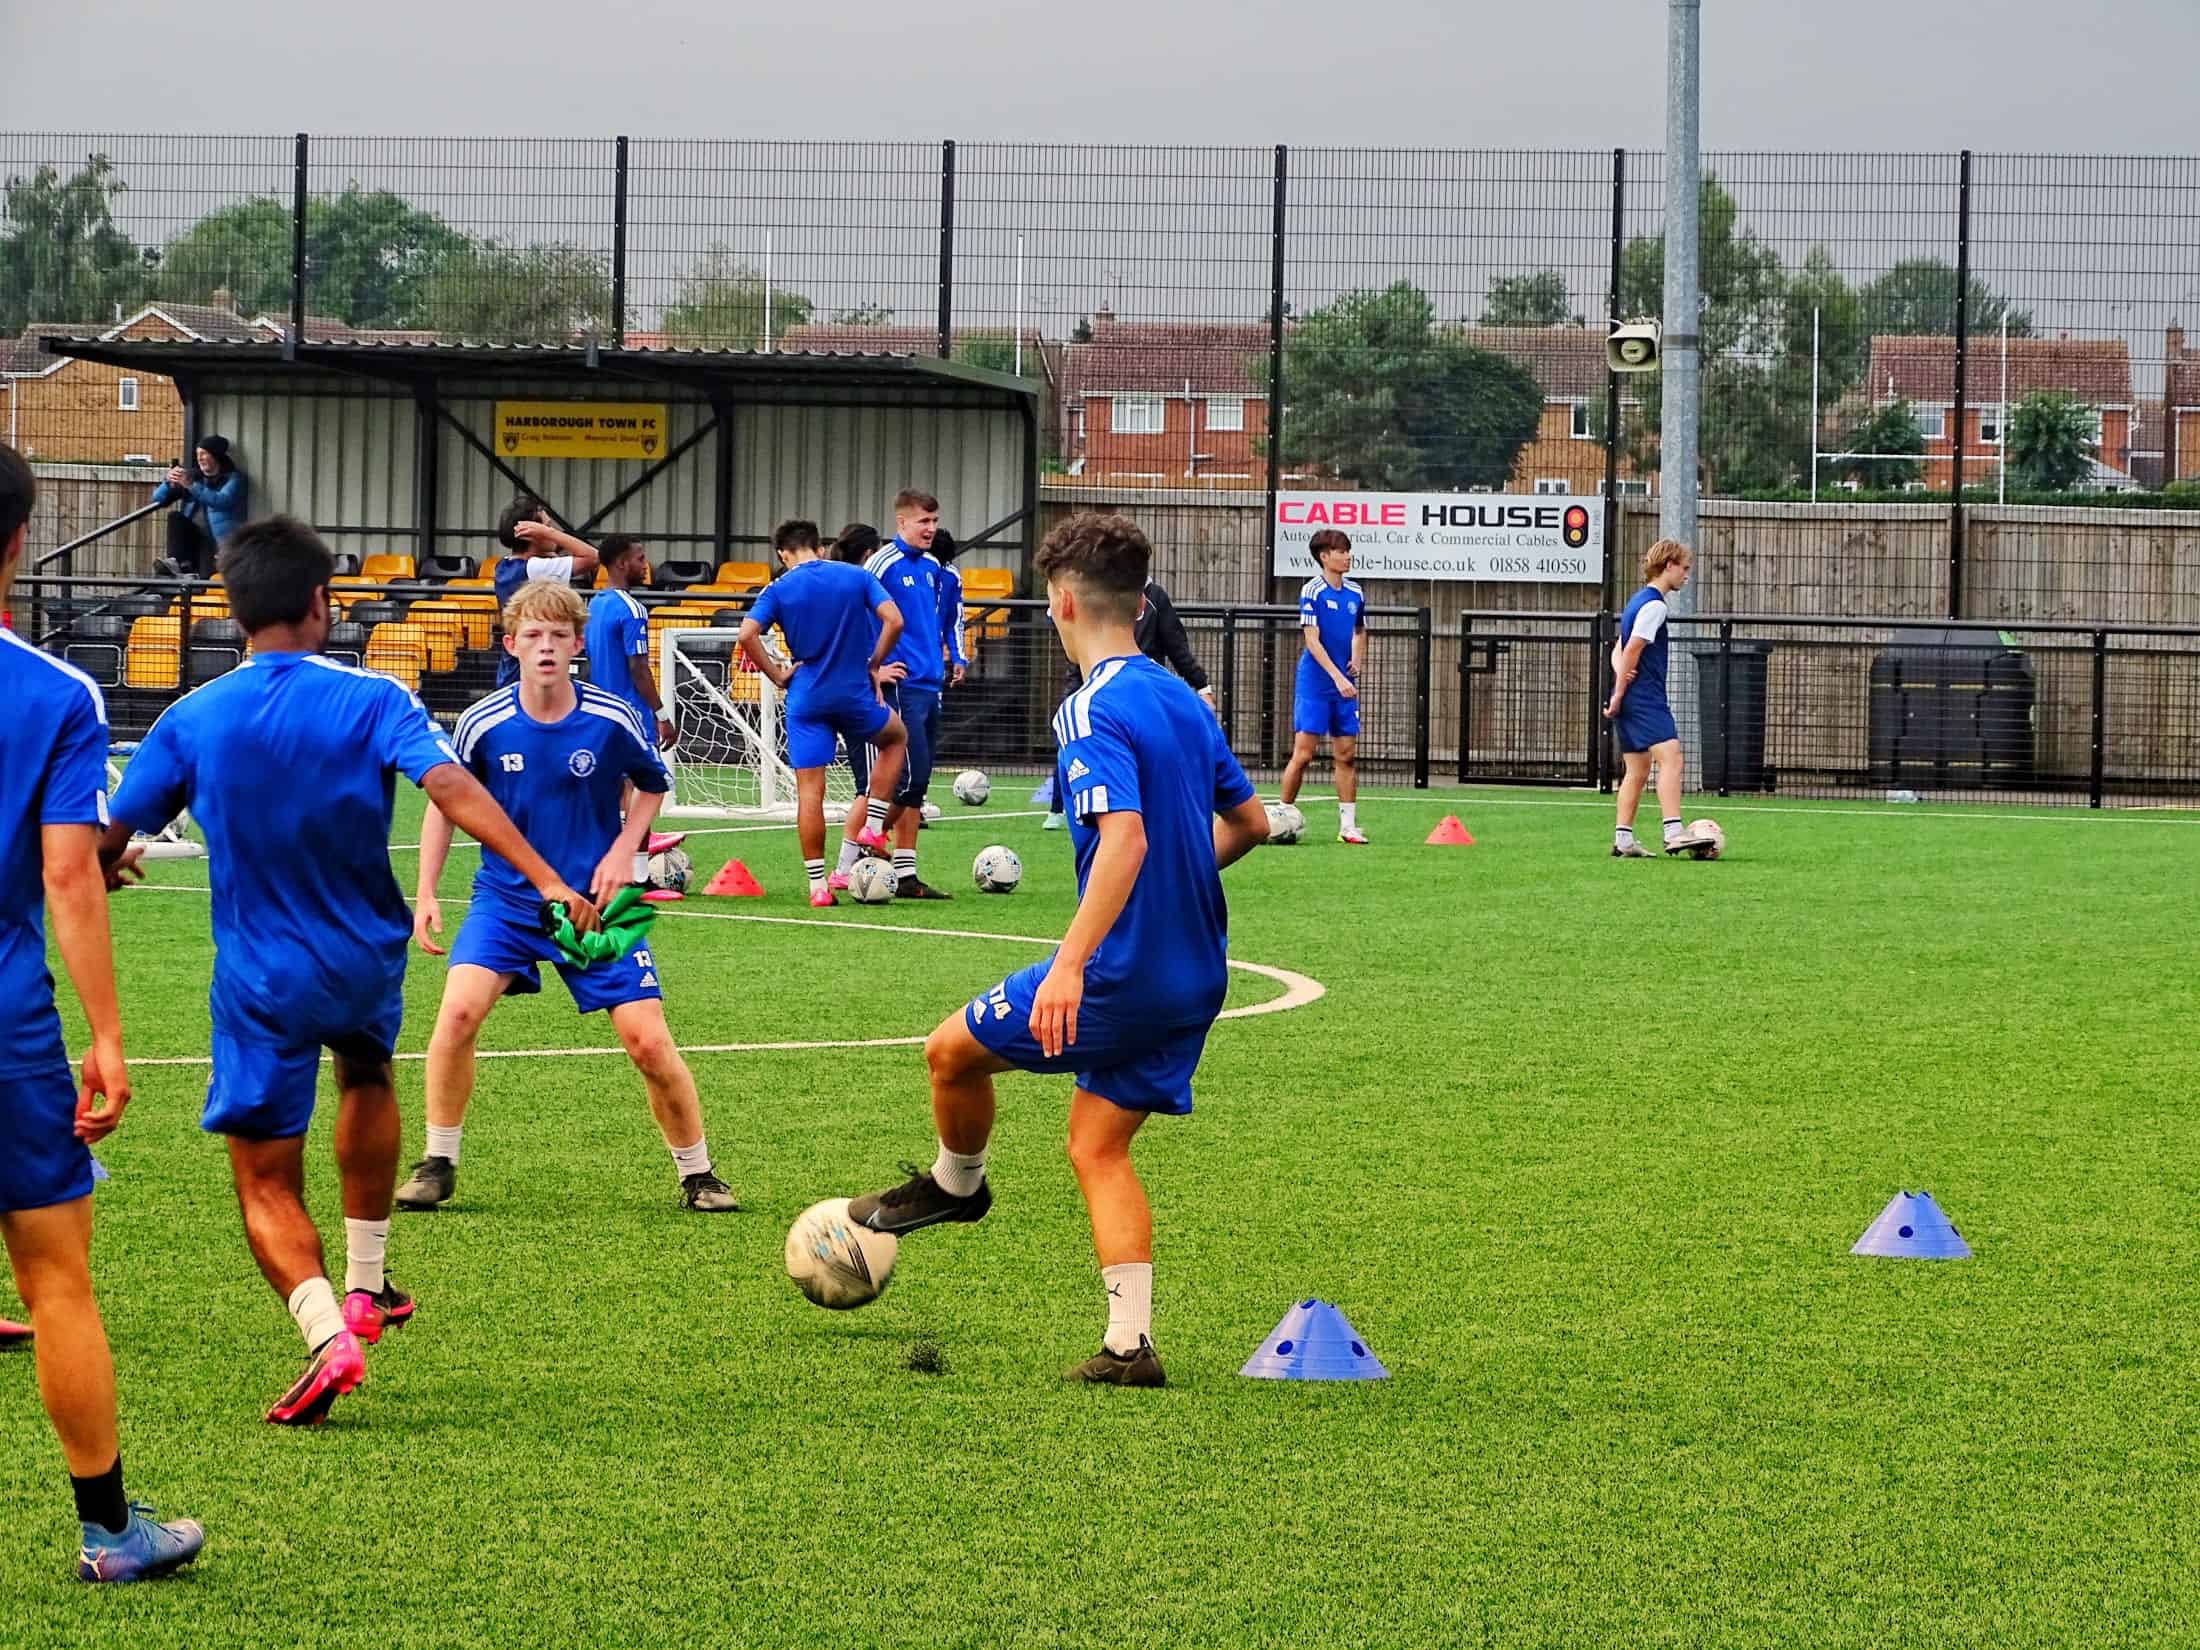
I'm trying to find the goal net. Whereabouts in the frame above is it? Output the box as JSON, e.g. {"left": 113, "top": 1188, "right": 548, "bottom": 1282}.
{"left": 659, "top": 626, "right": 858, "bottom": 821}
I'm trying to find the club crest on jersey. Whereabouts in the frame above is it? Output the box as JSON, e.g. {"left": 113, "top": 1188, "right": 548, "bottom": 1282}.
{"left": 568, "top": 748, "right": 597, "bottom": 777}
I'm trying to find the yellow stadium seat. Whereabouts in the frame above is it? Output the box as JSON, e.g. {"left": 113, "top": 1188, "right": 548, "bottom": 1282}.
{"left": 398, "top": 611, "right": 465, "bottom": 672}
{"left": 125, "top": 617, "right": 181, "bottom": 689}
{"left": 364, "top": 628, "right": 426, "bottom": 690}
{"left": 361, "top": 553, "right": 416, "bottom": 583}
{"left": 958, "top": 566, "right": 1014, "bottom": 603}
{"left": 712, "top": 560, "right": 771, "bottom": 594}
{"left": 409, "top": 600, "right": 490, "bottom": 653}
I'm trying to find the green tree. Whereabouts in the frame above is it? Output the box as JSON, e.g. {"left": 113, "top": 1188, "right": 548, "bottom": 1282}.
{"left": 1479, "top": 271, "right": 1571, "bottom": 328}
{"left": 0, "top": 154, "right": 147, "bottom": 334}
{"left": 2005, "top": 390, "right": 2097, "bottom": 490}
{"left": 1834, "top": 397, "right": 1926, "bottom": 488}
{"left": 422, "top": 242, "right": 614, "bottom": 342}
{"left": 953, "top": 333, "right": 1044, "bottom": 381}
{"left": 1782, "top": 246, "right": 1865, "bottom": 402}
{"left": 1269, "top": 281, "right": 1544, "bottom": 492}
{"left": 1858, "top": 257, "right": 2033, "bottom": 339}
{"left": 156, "top": 186, "right": 468, "bottom": 326}
{"left": 829, "top": 301, "right": 893, "bottom": 325}
{"left": 660, "top": 246, "right": 813, "bottom": 348}
{"left": 1617, "top": 176, "right": 1787, "bottom": 359}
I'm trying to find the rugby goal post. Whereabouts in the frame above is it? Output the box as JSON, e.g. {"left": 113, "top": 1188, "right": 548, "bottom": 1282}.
{"left": 658, "top": 625, "right": 858, "bottom": 821}
{"left": 106, "top": 741, "right": 205, "bottom": 860}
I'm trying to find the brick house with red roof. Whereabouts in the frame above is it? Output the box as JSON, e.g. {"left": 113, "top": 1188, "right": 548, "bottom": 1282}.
{"left": 1060, "top": 314, "right": 1271, "bottom": 486}
{"left": 1863, "top": 333, "right": 2137, "bottom": 490}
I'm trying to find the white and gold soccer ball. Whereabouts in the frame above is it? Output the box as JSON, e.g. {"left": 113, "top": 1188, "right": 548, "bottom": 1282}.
{"left": 847, "top": 859, "right": 899, "bottom": 904}
{"left": 1264, "top": 802, "right": 1305, "bottom": 845}
{"left": 1684, "top": 818, "right": 1725, "bottom": 860}
{"left": 785, "top": 1197, "right": 898, "bottom": 1310}
{"left": 952, "top": 769, "right": 991, "bottom": 806}
{"left": 647, "top": 846, "right": 693, "bottom": 892}
{"left": 973, "top": 844, "right": 1022, "bottom": 894}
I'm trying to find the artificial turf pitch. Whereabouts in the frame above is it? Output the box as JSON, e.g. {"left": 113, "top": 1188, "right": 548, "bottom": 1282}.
{"left": 3, "top": 785, "right": 2196, "bottom": 1647}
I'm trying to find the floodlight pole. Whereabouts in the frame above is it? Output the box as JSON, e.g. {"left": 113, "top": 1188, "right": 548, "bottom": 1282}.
{"left": 1660, "top": 0, "right": 1701, "bottom": 617}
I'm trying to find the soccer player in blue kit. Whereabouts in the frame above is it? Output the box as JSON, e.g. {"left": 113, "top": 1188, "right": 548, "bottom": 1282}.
{"left": 582, "top": 534, "right": 685, "bottom": 884}
{"left": 0, "top": 442, "right": 204, "bottom": 1578}
{"left": 842, "top": 488, "right": 966, "bottom": 899}
{"left": 102, "top": 517, "right": 598, "bottom": 1426}
{"left": 1278, "top": 528, "right": 1369, "bottom": 844}
{"left": 737, "top": 519, "right": 908, "bottom": 907}
{"left": 848, "top": 513, "right": 1270, "bottom": 1387}
{"left": 397, "top": 581, "right": 736, "bottom": 1214}
{"left": 493, "top": 492, "right": 600, "bottom": 689}
{"left": 1602, "top": 538, "right": 1711, "bottom": 858}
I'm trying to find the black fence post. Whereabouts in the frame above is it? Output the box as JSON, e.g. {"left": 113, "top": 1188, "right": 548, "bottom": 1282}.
{"left": 1265, "top": 145, "right": 1288, "bottom": 584}
{"left": 937, "top": 140, "right": 956, "bottom": 360}
{"left": 1258, "top": 614, "right": 1278, "bottom": 772}
{"left": 287, "top": 133, "right": 309, "bottom": 360}
{"left": 2090, "top": 628, "right": 2108, "bottom": 808}
{"left": 611, "top": 135, "right": 629, "bottom": 350}
{"left": 1948, "top": 149, "right": 1973, "bottom": 619}
{"left": 177, "top": 582, "right": 197, "bottom": 692}
{"left": 1583, "top": 614, "right": 1601, "bottom": 786}
{"left": 1219, "top": 610, "right": 1238, "bottom": 751}
{"left": 1457, "top": 613, "right": 1474, "bottom": 784}
{"left": 1413, "top": 606, "right": 1432, "bottom": 789}
{"left": 1715, "top": 619, "right": 1734, "bottom": 796}
{"left": 1601, "top": 146, "right": 1625, "bottom": 620}
{"left": 1594, "top": 608, "right": 1614, "bottom": 792}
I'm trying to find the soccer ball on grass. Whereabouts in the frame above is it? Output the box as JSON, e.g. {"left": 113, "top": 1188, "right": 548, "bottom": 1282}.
{"left": 647, "top": 846, "right": 693, "bottom": 892}
{"left": 785, "top": 1197, "right": 898, "bottom": 1310}
{"left": 1682, "top": 818, "right": 1725, "bottom": 860}
{"left": 1263, "top": 802, "right": 1305, "bottom": 845}
{"left": 847, "top": 858, "right": 899, "bottom": 904}
{"left": 952, "top": 769, "right": 991, "bottom": 806}
{"left": 973, "top": 845, "right": 1022, "bottom": 894}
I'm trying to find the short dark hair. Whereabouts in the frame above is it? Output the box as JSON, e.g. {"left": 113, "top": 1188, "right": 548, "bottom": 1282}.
{"left": 832, "top": 523, "right": 880, "bottom": 564}
{"left": 496, "top": 492, "right": 547, "bottom": 552}
{"left": 600, "top": 534, "right": 646, "bottom": 569}
{"left": 894, "top": 488, "right": 939, "bottom": 515}
{"left": 1309, "top": 529, "right": 1351, "bottom": 558}
{"left": 931, "top": 528, "right": 960, "bottom": 564}
{"left": 0, "top": 442, "right": 34, "bottom": 552}
{"left": 220, "top": 516, "right": 335, "bottom": 634}
{"left": 772, "top": 518, "right": 822, "bottom": 554}
{"left": 1035, "top": 512, "right": 1150, "bottom": 622}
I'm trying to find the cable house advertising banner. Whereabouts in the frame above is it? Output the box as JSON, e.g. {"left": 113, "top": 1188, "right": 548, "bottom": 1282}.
{"left": 1272, "top": 491, "right": 1604, "bottom": 585}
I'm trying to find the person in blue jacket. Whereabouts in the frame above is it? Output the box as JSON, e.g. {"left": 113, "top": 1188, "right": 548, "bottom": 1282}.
{"left": 151, "top": 436, "right": 247, "bottom": 576}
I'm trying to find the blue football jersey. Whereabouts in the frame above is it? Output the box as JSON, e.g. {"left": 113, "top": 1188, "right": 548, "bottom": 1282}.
{"left": 1053, "top": 655, "right": 1255, "bottom": 1023}
{"left": 0, "top": 631, "right": 110, "bottom": 1078}
{"left": 452, "top": 683, "right": 669, "bottom": 916}
{"left": 1619, "top": 584, "right": 1672, "bottom": 708}
{"left": 1296, "top": 575, "right": 1366, "bottom": 686}
{"left": 584, "top": 588, "right": 651, "bottom": 720}
{"left": 110, "top": 651, "right": 461, "bottom": 1033}
{"left": 865, "top": 540, "right": 957, "bottom": 692}
{"left": 746, "top": 559, "right": 892, "bottom": 711}
{"left": 494, "top": 553, "right": 580, "bottom": 686}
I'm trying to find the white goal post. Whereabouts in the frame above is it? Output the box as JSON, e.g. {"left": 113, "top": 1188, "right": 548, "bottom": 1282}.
{"left": 658, "top": 625, "right": 858, "bottom": 821}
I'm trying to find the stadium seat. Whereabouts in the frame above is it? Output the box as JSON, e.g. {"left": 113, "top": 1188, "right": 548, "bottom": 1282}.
{"left": 344, "top": 599, "right": 406, "bottom": 629}
{"left": 381, "top": 615, "right": 460, "bottom": 674}
{"left": 415, "top": 598, "right": 495, "bottom": 650}
{"left": 958, "top": 566, "right": 1015, "bottom": 603}
{"left": 708, "top": 606, "right": 748, "bottom": 627}
{"left": 124, "top": 616, "right": 182, "bottom": 689}
{"left": 325, "top": 621, "right": 368, "bottom": 668}
{"left": 361, "top": 553, "right": 417, "bottom": 583}
{"left": 329, "top": 552, "right": 362, "bottom": 577}
{"left": 364, "top": 628, "right": 426, "bottom": 690}
{"left": 420, "top": 554, "right": 477, "bottom": 583}
{"left": 711, "top": 560, "right": 771, "bottom": 594}
{"left": 62, "top": 613, "right": 134, "bottom": 686}
{"left": 447, "top": 574, "right": 493, "bottom": 591}
{"left": 111, "top": 594, "right": 170, "bottom": 619}
{"left": 187, "top": 617, "right": 247, "bottom": 681}
{"left": 654, "top": 560, "right": 713, "bottom": 592}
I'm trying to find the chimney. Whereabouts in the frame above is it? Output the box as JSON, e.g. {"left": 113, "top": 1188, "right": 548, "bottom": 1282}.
{"left": 2168, "top": 323, "right": 2185, "bottom": 362}
{"left": 211, "top": 285, "right": 234, "bottom": 315}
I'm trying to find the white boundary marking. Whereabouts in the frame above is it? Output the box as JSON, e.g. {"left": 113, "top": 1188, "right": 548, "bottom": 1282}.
{"left": 1277, "top": 791, "right": 2200, "bottom": 827}
{"left": 108, "top": 891, "right": 1324, "bottom": 1068}
{"left": 386, "top": 808, "right": 1056, "bottom": 853}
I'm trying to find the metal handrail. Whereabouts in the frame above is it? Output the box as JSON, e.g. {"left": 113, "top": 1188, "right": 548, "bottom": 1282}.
{"left": 32, "top": 499, "right": 168, "bottom": 571}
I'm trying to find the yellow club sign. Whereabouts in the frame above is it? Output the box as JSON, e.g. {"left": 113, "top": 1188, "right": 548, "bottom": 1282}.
{"left": 495, "top": 402, "right": 668, "bottom": 460}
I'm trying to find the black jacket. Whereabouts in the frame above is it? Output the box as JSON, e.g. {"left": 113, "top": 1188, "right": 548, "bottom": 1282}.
{"left": 1134, "top": 579, "right": 1208, "bottom": 691}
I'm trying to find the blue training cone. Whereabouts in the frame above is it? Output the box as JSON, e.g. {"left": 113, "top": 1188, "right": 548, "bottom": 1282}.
{"left": 1239, "top": 1298, "right": 1389, "bottom": 1381}
{"left": 1851, "top": 1190, "right": 1971, "bottom": 1259}
{"left": 1030, "top": 776, "right": 1055, "bottom": 806}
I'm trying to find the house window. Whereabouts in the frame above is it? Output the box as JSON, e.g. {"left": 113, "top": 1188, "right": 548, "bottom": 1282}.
{"left": 1979, "top": 409, "right": 2002, "bottom": 445}
{"left": 1533, "top": 478, "right": 1571, "bottom": 495}
{"left": 1914, "top": 405, "right": 1946, "bottom": 440}
{"left": 1615, "top": 479, "right": 1650, "bottom": 496}
{"left": 1205, "top": 396, "right": 1245, "bottom": 432}
{"left": 122, "top": 453, "right": 155, "bottom": 465}
{"left": 1111, "top": 395, "right": 1165, "bottom": 435}
{"left": 2087, "top": 410, "right": 2105, "bottom": 445}
{"left": 1569, "top": 401, "right": 1593, "bottom": 439}
{"left": 118, "top": 377, "right": 140, "bottom": 412}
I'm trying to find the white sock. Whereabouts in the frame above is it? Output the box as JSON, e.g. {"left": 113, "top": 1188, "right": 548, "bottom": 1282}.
{"left": 893, "top": 849, "right": 917, "bottom": 883}
{"left": 1615, "top": 824, "right": 1636, "bottom": 846}
{"left": 1102, "top": 1262, "right": 1153, "bottom": 1355}
{"left": 804, "top": 857, "right": 827, "bottom": 894}
{"left": 343, "top": 1218, "right": 389, "bottom": 1296}
{"left": 866, "top": 797, "right": 889, "bottom": 834}
{"left": 425, "top": 1123, "right": 462, "bottom": 1165}
{"left": 631, "top": 850, "right": 651, "bottom": 883}
{"left": 931, "top": 1143, "right": 987, "bottom": 1197}
{"left": 836, "top": 838, "right": 865, "bottom": 874}
{"left": 1340, "top": 802, "right": 1358, "bottom": 832}
{"left": 1663, "top": 816, "right": 1684, "bottom": 841}
{"left": 669, "top": 1137, "right": 711, "bottom": 1179}
{"left": 286, "top": 1276, "right": 344, "bottom": 1352}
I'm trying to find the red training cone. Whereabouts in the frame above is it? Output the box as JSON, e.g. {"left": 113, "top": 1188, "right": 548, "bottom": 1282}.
{"left": 1424, "top": 815, "right": 1475, "bottom": 846}
{"left": 700, "top": 859, "right": 766, "bottom": 897}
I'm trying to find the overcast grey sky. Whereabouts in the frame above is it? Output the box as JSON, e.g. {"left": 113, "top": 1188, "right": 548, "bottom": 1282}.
{"left": 6, "top": 0, "right": 2198, "bottom": 151}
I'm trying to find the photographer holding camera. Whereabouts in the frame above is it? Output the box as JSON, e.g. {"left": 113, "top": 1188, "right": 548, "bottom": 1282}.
{"left": 151, "top": 436, "right": 247, "bottom": 577}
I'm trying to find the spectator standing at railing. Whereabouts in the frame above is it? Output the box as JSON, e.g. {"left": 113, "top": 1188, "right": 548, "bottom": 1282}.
{"left": 151, "top": 436, "right": 246, "bottom": 577}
